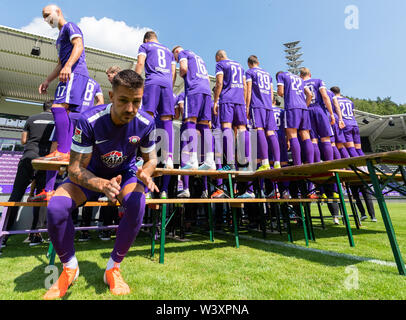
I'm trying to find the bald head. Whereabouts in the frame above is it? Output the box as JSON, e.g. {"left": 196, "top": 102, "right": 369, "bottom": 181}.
{"left": 215, "top": 50, "right": 227, "bottom": 62}
{"left": 42, "top": 4, "right": 64, "bottom": 29}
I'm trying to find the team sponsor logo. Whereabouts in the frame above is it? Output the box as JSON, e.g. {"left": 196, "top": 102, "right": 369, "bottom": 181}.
{"left": 101, "top": 151, "right": 127, "bottom": 168}
{"left": 73, "top": 128, "right": 82, "bottom": 143}
{"left": 129, "top": 136, "right": 140, "bottom": 145}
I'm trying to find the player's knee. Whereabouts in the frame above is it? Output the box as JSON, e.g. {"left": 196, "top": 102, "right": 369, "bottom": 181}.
{"left": 47, "top": 196, "right": 76, "bottom": 227}
{"left": 121, "top": 192, "right": 146, "bottom": 226}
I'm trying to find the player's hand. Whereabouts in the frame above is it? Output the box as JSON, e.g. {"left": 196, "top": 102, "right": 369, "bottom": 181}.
{"left": 246, "top": 108, "right": 250, "bottom": 120}
{"left": 339, "top": 120, "right": 345, "bottom": 130}
{"left": 39, "top": 80, "right": 49, "bottom": 94}
{"left": 137, "top": 168, "right": 159, "bottom": 193}
{"left": 330, "top": 114, "right": 335, "bottom": 126}
{"left": 59, "top": 65, "right": 72, "bottom": 83}
{"left": 103, "top": 175, "right": 122, "bottom": 202}
{"left": 213, "top": 102, "right": 219, "bottom": 116}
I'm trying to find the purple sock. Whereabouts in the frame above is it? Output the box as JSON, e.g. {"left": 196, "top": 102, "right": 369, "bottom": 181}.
{"left": 303, "top": 139, "right": 314, "bottom": 164}
{"left": 216, "top": 163, "right": 222, "bottom": 186}
{"left": 357, "top": 148, "right": 365, "bottom": 156}
{"left": 45, "top": 170, "right": 58, "bottom": 192}
{"left": 197, "top": 123, "right": 213, "bottom": 163}
{"left": 267, "top": 134, "right": 280, "bottom": 162}
{"left": 347, "top": 147, "right": 359, "bottom": 158}
{"left": 111, "top": 192, "right": 145, "bottom": 263}
{"left": 223, "top": 127, "right": 234, "bottom": 165}
{"left": 51, "top": 107, "right": 70, "bottom": 153}
{"left": 203, "top": 177, "right": 208, "bottom": 191}
{"left": 160, "top": 120, "right": 174, "bottom": 161}
{"left": 313, "top": 143, "right": 321, "bottom": 163}
{"left": 333, "top": 146, "right": 341, "bottom": 160}
{"left": 247, "top": 182, "right": 254, "bottom": 193}
{"left": 47, "top": 196, "right": 77, "bottom": 263}
{"left": 257, "top": 130, "right": 268, "bottom": 161}
{"left": 339, "top": 147, "right": 350, "bottom": 159}
{"left": 320, "top": 141, "right": 334, "bottom": 161}
{"left": 289, "top": 137, "right": 301, "bottom": 166}
{"left": 161, "top": 175, "right": 171, "bottom": 193}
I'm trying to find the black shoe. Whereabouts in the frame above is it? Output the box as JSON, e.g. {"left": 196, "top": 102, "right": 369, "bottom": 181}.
{"left": 29, "top": 234, "right": 43, "bottom": 246}
{"left": 78, "top": 230, "right": 91, "bottom": 242}
{"left": 99, "top": 230, "right": 111, "bottom": 241}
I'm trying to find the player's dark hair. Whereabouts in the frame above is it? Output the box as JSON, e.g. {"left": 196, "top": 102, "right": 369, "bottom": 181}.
{"left": 248, "top": 55, "right": 259, "bottom": 65}
{"left": 172, "top": 45, "right": 182, "bottom": 54}
{"left": 43, "top": 100, "right": 53, "bottom": 111}
{"left": 330, "top": 86, "right": 341, "bottom": 94}
{"left": 276, "top": 71, "right": 283, "bottom": 79}
{"left": 112, "top": 69, "right": 144, "bottom": 91}
{"left": 143, "top": 31, "right": 157, "bottom": 43}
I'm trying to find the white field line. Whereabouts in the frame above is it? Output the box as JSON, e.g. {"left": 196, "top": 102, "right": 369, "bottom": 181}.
{"left": 217, "top": 231, "right": 397, "bottom": 268}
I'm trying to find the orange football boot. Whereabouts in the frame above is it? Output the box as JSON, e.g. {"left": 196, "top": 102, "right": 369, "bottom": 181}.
{"left": 104, "top": 264, "right": 131, "bottom": 296}
{"left": 43, "top": 266, "right": 79, "bottom": 300}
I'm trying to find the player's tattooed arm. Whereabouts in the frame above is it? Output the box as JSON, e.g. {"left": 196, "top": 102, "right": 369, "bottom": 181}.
{"left": 60, "top": 38, "right": 84, "bottom": 82}
{"left": 333, "top": 97, "right": 345, "bottom": 129}
{"left": 138, "top": 148, "right": 159, "bottom": 192}
{"left": 213, "top": 75, "right": 223, "bottom": 115}
{"left": 320, "top": 88, "right": 335, "bottom": 125}
{"left": 68, "top": 150, "right": 109, "bottom": 193}
{"left": 277, "top": 85, "right": 284, "bottom": 97}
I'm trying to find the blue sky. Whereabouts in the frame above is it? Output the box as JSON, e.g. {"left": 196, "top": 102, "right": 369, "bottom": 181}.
{"left": 1, "top": 0, "right": 405, "bottom": 104}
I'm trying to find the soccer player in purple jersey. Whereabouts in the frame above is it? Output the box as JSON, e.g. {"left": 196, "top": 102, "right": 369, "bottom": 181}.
{"left": 213, "top": 50, "right": 249, "bottom": 168}
{"left": 276, "top": 71, "right": 313, "bottom": 166}
{"left": 300, "top": 68, "right": 335, "bottom": 162}
{"left": 39, "top": 5, "right": 89, "bottom": 162}
{"left": 172, "top": 46, "right": 215, "bottom": 171}
{"left": 135, "top": 31, "right": 176, "bottom": 169}
{"left": 43, "top": 70, "right": 158, "bottom": 300}
{"left": 326, "top": 88, "right": 346, "bottom": 159}
{"left": 331, "top": 87, "right": 363, "bottom": 157}
{"left": 214, "top": 50, "right": 253, "bottom": 198}
{"left": 245, "top": 55, "right": 280, "bottom": 171}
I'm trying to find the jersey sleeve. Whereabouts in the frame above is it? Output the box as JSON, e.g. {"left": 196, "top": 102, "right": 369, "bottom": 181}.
{"left": 170, "top": 51, "right": 176, "bottom": 65}
{"left": 66, "top": 22, "right": 83, "bottom": 43}
{"left": 95, "top": 82, "right": 103, "bottom": 96}
{"left": 23, "top": 117, "right": 31, "bottom": 132}
{"left": 277, "top": 73, "right": 285, "bottom": 86}
{"left": 138, "top": 43, "right": 147, "bottom": 58}
{"left": 245, "top": 70, "right": 252, "bottom": 82}
{"left": 139, "top": 121, "right": 156, "bottom": 154}
{"left": 318, "top": 79, "right": 326, "bottom": 91}
{"left": 215, "top": 62, "right": 224, "bottom": 76}
{"left": 71, "top": 115, "right": 94, "bottom": 154}
{"left": 178, "top": 50, "right": 188, "bottom": 64}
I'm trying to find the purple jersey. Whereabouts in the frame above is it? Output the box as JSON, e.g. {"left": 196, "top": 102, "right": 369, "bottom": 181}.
{"left": 215, "top": 59, "right": 245, "bottom": 105}
{"left": 271, "top": 106, "right": 285, "bottom": 132}
{"left": 79, "top": 78, "right": 103, "bottom": 112}
{"left": 336, "top": 96, "right": 357, "bottom": 127}
{"left": 138, "top": 42, "right": 175, "bottom": 88}
{"left": 178, "top": 50, "right": 211, "bottom": 96}
{"left": 304, "top": 78, "right": 326, "bottom": 109}
{"left": 246, "top": 67, "right": 272, "bottom": 109}
{"left": 56, "top": 22, "right": 88, "bottom": 77}
{"left": 276, "top": 72, "right": 307, "bottom": 110}
{"left": 71, "top": 104, "right": 155, "bottom": 178}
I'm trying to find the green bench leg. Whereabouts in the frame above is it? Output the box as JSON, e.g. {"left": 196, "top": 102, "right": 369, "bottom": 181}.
{"left": 208, "top": 203, "right": 214, "bottom": 242}
{"left": 367, "top": 160, "right": 406, "bottom": 276}
{"left": 299, "top": 202, "right": 309, "bottom": 247}
{"left": 334, "top": 172, "right": 355, "bottom": 247}
{"left": 47, "top": 242, "right": 56, "bottom": 266}
{"left": 228, "top": 173, "right": 239, "bottom": 248}
{"left": 159, "top": 204, "right": 167, "bottom": 264}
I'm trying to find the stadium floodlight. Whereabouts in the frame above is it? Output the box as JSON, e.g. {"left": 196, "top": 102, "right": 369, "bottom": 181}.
{"left": 287, "top": 60, "right": 304, "bottom": 68}
{"left": 286, "top": 53, "right": 303, "bottom": 61}
{"left": 283, "top": 41, "right": 300, "bottom": 48}
{"left": 288, "top": 68, "right": 301, "bottom": 75}
{"left": 31, "top": 39, "right": 41, "bottom": 56}
{"left": 284, "top": 47, "right": 302, "bottom": 55}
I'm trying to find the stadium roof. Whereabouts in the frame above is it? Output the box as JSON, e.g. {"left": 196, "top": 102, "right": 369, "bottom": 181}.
{"left": 0, "top": 25, "right": 215, "bottom": 114}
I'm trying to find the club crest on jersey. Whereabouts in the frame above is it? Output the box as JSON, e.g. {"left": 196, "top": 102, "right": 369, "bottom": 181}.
{"left": 129, "top": 136, "right": 140, "bottom": 145}
{"left": 73, "top": 128, "right": 82, "bottom": 143}
{"left": 101, "top": 151, "right": 127, "bottom": 168}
